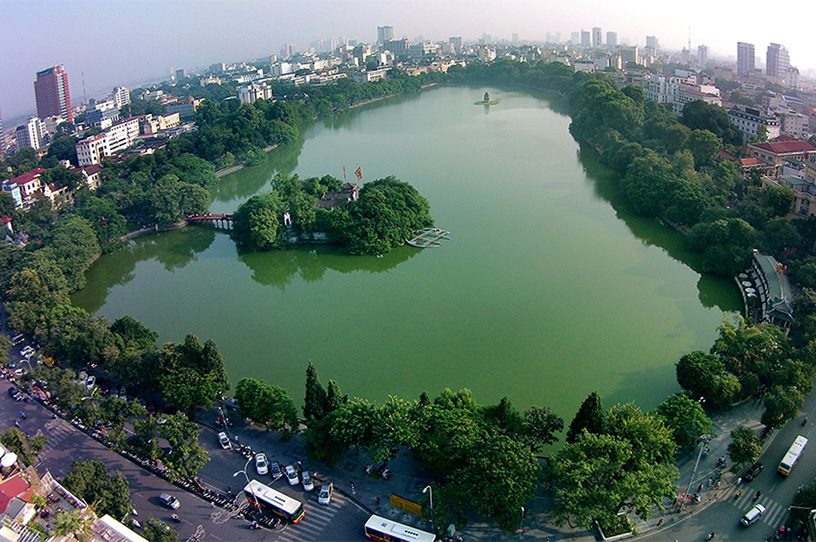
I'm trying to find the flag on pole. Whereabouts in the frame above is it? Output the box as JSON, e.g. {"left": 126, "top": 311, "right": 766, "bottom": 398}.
{"left": 343, "top": 165, "right": 346, "bottom": 180}
{"left": 355, "top": 166, "right": 363, "bottom": 181}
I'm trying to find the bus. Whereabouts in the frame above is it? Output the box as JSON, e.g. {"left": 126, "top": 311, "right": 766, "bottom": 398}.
{"left": 364, "top": 514, "right": 436, "bottom": 542}
{"left": 778, "top": 435, "right": 808, "bottom": 476}
{"left": 243, "top": 480, "right": 305, "bottom": 524}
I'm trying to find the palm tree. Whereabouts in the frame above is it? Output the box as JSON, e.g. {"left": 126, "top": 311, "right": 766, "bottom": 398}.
{"left": 52, "top": 509, "right": 93, "bottom": 542}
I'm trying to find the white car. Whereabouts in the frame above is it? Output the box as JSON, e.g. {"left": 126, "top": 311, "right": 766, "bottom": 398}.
{"left": 301, "top": 471, "right": 314, "bottom": 491}
{"left": 255, "top": 453, "right": 269, "bottom": 476}
{"left": 218, "top": 432, "right": 231, "bottom": 450}
{"left": 284, "top": 465, "right": 299, "bottom": 486}
{"left": 318, "top": 482, "right": 333, "bottom": 505}
{"left": 741, "top": 503, "right": 765, "bottom": 526}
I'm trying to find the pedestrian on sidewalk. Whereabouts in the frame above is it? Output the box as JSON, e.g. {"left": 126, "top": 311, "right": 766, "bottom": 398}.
{"left": 350, "top": 481, "right": 356, "bottom": 494}
{"left": 376, "top": 496, "right": 380, "bottom": 505}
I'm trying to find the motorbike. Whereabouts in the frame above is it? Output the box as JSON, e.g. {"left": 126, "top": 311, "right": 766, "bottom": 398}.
{"left": 706, "top": 532, "right": 715, "bottom": 540}
{"left": 803, "top": 417, "right": 808, "bottom": 426}
{"left": 171, "top": 514, "right": 181, "bottom": 523}
{"left": 248, "top": 521, "right": 261, "bottom": 530}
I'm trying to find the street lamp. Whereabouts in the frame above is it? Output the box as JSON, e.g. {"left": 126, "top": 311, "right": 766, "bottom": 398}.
{"left": 517, "top": 506, "right": 525, "bottom": 538}
{"left": 234, "top": 455, "right": 259, "bottom": 512}
{"left": 423, "top": 485, "right": 433, "bottom": 525}
{"left": 680, "top": 434, "right": 711, "bottom": 511}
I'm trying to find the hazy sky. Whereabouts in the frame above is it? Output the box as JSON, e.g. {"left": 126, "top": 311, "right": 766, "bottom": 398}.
{"left": 1, "top": 0, "right": 814, "bottom": 124}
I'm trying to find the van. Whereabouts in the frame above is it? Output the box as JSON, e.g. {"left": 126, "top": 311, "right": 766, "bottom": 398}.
{"left": 741, "top": 504, "right": 765, "bottom": 526}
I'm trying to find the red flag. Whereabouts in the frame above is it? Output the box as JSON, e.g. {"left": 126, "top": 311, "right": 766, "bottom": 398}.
{"left": 355, "top": 167, "right": 362, "bottom": 180}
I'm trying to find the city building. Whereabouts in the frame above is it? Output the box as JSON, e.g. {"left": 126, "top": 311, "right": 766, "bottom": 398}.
{"left": 592, "top": 27, "right": 602, "bottom": 48}
{"left": 75, "top": 118, "right": 140, "bottom": 166}
{"left": 698, "top": 45, "right": 708, "bottom": 66}
{"left": 766, "top": 43, "right": 790, "bottom": 78}
{"left": 34, "top": 65, "right": 73, "bottom": 123}
{"left": 778, "top": 110, "right": 809, "bottom": 139}
{"left": 174, "top": 68, "right": 187, "bottom": 81}
{"left": 112, "top": 86, "right": 131, "bottom": 109}
{"left": 15, "top": 118, "right": 45, "bottom": 150}
{"left": 377, "top": 26, "right": 393, "bottom": 45}
{"left": 581, "top": 30, "right": 590, "bottom": 48}
{"left": 645, "top": 35, "right": 659, "bottom": 55}
{"left": 570, "top": 32, "right": 580, "bottom": 45}
{"left": 737, "top": 42, "right": 755, "bottom": 77}
{"left": 619, "top": 45, "right": 639, "bottom": 66}
{"left": 449, "top": 36, "right": 462, "bottom": 54}
{"left": 281, "top": 43, "right": 295, "bottom": 58}
{"left": 165, "top": 96, "right": 201, "bottom": 119}
{"left": 0, "top": 105, "right": 5, "bottom": 160}
{"left": 237, "top": 82, "right": 274, "bottom": 105}
{"left": 748, "top": 137, "right": 816, "bottom": 176}
{"left": 606, "top": 32, "right": 617, "bottom": 48}
{"left": 2, "top": 168, "right": 44, "bottom": 207}
{"left": 729, "top": 106, "right": 780, "bottom": 145}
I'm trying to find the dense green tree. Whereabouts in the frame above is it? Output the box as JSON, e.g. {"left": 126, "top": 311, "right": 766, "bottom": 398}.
{"left": 680, "top": 100, "right": 743, "bottom": 146}
{"left": 143, "top": 517, "right": 180, "bottom": 542}
{"left": 52, "top": 509, "right": 93, "bottom": 541}
{"left": 728, "top": 426, "right": 762, "bottom": 468}
{"left": 676, "top": 350, "right": 740, "bottom": 407}
{"left": 234, "top": 377, "right": 298, "bottom": 431}
{"left": 761, "top": 385, "right": 805, "bottom": 429}
{"left": 158, "top": 412, "right": 210, "bottom": 479}
{"left": 303, "top": 361, "right": 329, "bottom": 423}
{"left": 157, "top": 334, "right": 229, "bottom": 413}
{"left": 656, "top": 393, "right": 713, "bottom": 448}
{"left": 0, "top": 427, "right": 47, "bottom": 466}
{"left": 62, "top": 459, "right": 133, "bottom": 520}
{"left": 566, "top": 391, "right": 605, "bottom": 443}
{"left": 686, "top": 129, "right": 722, "bottom": 169}
{"left": 41, "top": 215, "right": 100, "bottom": 292}
{"left": 445, "top": 433, "right": 539, "bottom": 531}
{"left": 522, "top": 406, "right": 564, "bottom": 453}
{"left": 688, "top": 218, "right": 760, "bottom": 276}
{"left": 76, "top": 196, "right": 127, "bottom": 249}
{"left": 231, "top": 192, "right": 283, "bottom": 250}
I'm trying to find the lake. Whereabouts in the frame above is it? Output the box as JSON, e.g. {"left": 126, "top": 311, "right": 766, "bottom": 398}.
{"left": 72, "top": 85, "right": 741, "bottom": 421}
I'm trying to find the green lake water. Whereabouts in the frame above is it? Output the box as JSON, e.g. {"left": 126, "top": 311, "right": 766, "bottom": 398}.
{"left": 72, "top": 86, "right": 741, "bottom": 420}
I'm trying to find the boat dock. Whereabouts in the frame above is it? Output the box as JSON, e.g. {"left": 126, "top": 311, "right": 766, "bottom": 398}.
{"left": 406, "top": 228, "right": 451, "bottom": 248}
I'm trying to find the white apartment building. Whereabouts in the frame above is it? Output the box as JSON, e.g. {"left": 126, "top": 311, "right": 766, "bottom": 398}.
{"left": 75, "top": 117, "right": 140, "bottom": 166}
{"left": 643, "top": 73, "right": 720, "bottom": 113}
{"left": 728, "top": 106, "right": 781, "bottom": 144}
{"left": 112, "top": 87, "right": 131, "bottom": 108}
{"left": 15, "top": 118, "right": 46, "bottom": 150}
{"left": 237, "top": 82, "right": 274, "bottom": 105}
{"left": 778, "top": 110, "right": 809, "bottom": 139}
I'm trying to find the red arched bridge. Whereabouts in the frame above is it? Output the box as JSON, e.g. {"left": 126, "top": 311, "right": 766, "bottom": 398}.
{"left": 186, "top": 214, "right": 233, "bottom": 229}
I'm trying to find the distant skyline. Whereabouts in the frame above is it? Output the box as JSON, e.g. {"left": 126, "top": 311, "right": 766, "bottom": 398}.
{"left": 1, "top": 0, "right": 814, "bottom": 124}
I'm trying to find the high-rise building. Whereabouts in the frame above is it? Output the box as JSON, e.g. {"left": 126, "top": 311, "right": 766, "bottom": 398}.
{"left": 377, "top": 26, "right": 393, "bottom": 45}
{"left": 571, "top": 32, "right": 580, "bottom": 45}
{"left": 174, "top": 69, "right": 187, "bottom": 82}
{"left": 645, "top": 35, "right": 659, "bottom": 55}
{"left": 281, "top": 43, "right": 295, "bottom": 58}
{"left": 766, "top": 43, "right": 790, "bottom": 78}
{"left": 592, "top": 27, "right": 602, "bottom": 48}
{"left": 34, "top": 65, "right": 73, "bottom": 123}
{"left": 112, "top": 87, "right": 131, "bottom": 109}
{"left": 581, "top": 30, "right": 590, "bottom": 48}
{"left": 737, "top": 42, "right": 755, "bottom": 77}
{"left": 698, "top": 45, "right": 708, "bottom": 66}
{"left": 606, "top": 32, "right": 617, "bottom": 47}
{"left": 449, "top": 36, "right": 462, "bottom": 53}
{"left": 15, "top": 118, "right": 45, "bottom": 150}
{"left": 0, "top": 105, "right": 4, "bottom": 160}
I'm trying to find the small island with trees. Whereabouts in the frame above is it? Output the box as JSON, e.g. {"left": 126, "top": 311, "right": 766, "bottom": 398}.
{"left": 475, "top": 91, "right": 499, "bottom": 105}
{"left": 230, "top": 173, "right": 433, "bottom": 255}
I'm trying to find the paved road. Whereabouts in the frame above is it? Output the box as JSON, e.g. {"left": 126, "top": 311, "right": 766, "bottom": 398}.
{"left": 0, "top": 377, "right": 371, "bottom": 541}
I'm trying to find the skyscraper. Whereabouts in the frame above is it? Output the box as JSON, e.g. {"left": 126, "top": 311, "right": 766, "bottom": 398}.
{"left": 766, "top": 43, "right": 790, "bottom": 78}
{"left": 606, "top": 32, "right": 617, "bottom": 48}
{"left": 592, "top": 27, "right": 602, "bottom": 48}
{"left": 645, "top": 35, "right": 659, "bottom": 54}
{"left": 698, "top": 45, "right": 708, "bottom": 66}
{"left": 34, "top": 65, "right": 73, "bottom": 123}
{"left": 737, "top": 42, "right": 755, "bottom": 77}
{"left": 377, "top": 26, "right": 393, "bottom": 45}
{"left": 581, "top": 30, "right": 590, "bottom": 48}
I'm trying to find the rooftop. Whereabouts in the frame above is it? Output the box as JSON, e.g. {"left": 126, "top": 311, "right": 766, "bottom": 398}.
{"left": 750, "top": 140, "right": 816, "bottom": 155}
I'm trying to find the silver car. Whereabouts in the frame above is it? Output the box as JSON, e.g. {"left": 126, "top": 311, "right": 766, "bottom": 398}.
{"left": 301, "top": 470, "right": 314, "bottom": 491}
{"left": 284, "top": 465, "right": 299, "bottom": 486}
{"left": 318, "top": 482, "right": 333, "bottom": 505}
{"left": 255, "top": 453, "right": 269, "bottom": 476}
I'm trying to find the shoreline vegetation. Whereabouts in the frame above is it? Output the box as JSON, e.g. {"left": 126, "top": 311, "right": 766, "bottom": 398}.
{"left": 5, "top": 60, "right": 816, "bottom": 532}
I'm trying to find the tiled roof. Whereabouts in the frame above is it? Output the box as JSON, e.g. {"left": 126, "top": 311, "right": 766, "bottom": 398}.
{"left": 751, "top": 140, "right": 816, "bottom": 154}
{"left": 7, "top": 168, "right": 44, "bottom": 186}
{"left": 0, "top": 474, "right": 30, "bottom": 513}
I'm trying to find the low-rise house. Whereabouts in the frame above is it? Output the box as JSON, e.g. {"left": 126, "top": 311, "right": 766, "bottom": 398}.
{"left": 317, "top": 183, "right": 359, "bottom": 210}
{"left": 748, "top": 137, "right": 816, "bottom": 177}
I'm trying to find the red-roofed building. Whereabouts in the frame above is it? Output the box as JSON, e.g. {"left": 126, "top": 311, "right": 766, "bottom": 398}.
{"left": 0, "top": 473, "right": 30, "bottom": 514}
{"left": 2, "top": 168, "right": 45, "bottom": 208}
{"left": 748, "top": 139, "right": 816, "bottom": 176}
{"left": 69, "top": 164, "right": 103, "bottom": 189}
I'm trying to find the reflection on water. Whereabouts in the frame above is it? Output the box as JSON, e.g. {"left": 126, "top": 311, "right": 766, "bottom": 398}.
{"left": 237, "top": 244, "right": 418, "bottom": 291}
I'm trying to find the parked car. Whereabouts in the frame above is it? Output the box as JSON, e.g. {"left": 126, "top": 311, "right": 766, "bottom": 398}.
{"left": 743, "top": 462, "right": 763, "bottom": 482}
{"left": 741, "top": 503, "right": 765, "bottom": 526}
{"left": 318, "top": 482, "right": 333, "bottom": 505}
{"left": 269, "top": 461, "right": 283, "bottom": 481}
{"left": 8, "top": 387, "right": 19, "bottom": 399}
{"left": 159, "top": 493, "right": 181, "bottom": 509}
{"left": 284, "top": 465, "right": 299, "bottom": 486}
{"left": 255, "top": 453, "right": 269, "bottom": 476}
{"left": 301, "top": 471, "right": 314, "bottom": 491}
{"left": 218, "top": 432, "right": 231, "bottom": 450}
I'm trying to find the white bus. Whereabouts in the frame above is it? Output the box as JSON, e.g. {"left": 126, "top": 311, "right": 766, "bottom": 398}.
{"left": 364, "top": 514, "right": 436, "bottom": 542}
{"left": 778, "top": 435, "right": 808, "bottom": 476}
{"left": 243, "top": 480, "right": 305, "bottom": 523}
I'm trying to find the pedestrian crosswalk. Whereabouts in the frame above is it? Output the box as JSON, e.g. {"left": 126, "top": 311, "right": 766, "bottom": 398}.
{"left": 275, "top": 492, "right": 347, "bottom": 542}
{"left": 40, "top": 419, "right": 74, "bottom": 455}
{"left": 720, "top": 483, "right": 787, "bottom": 527}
